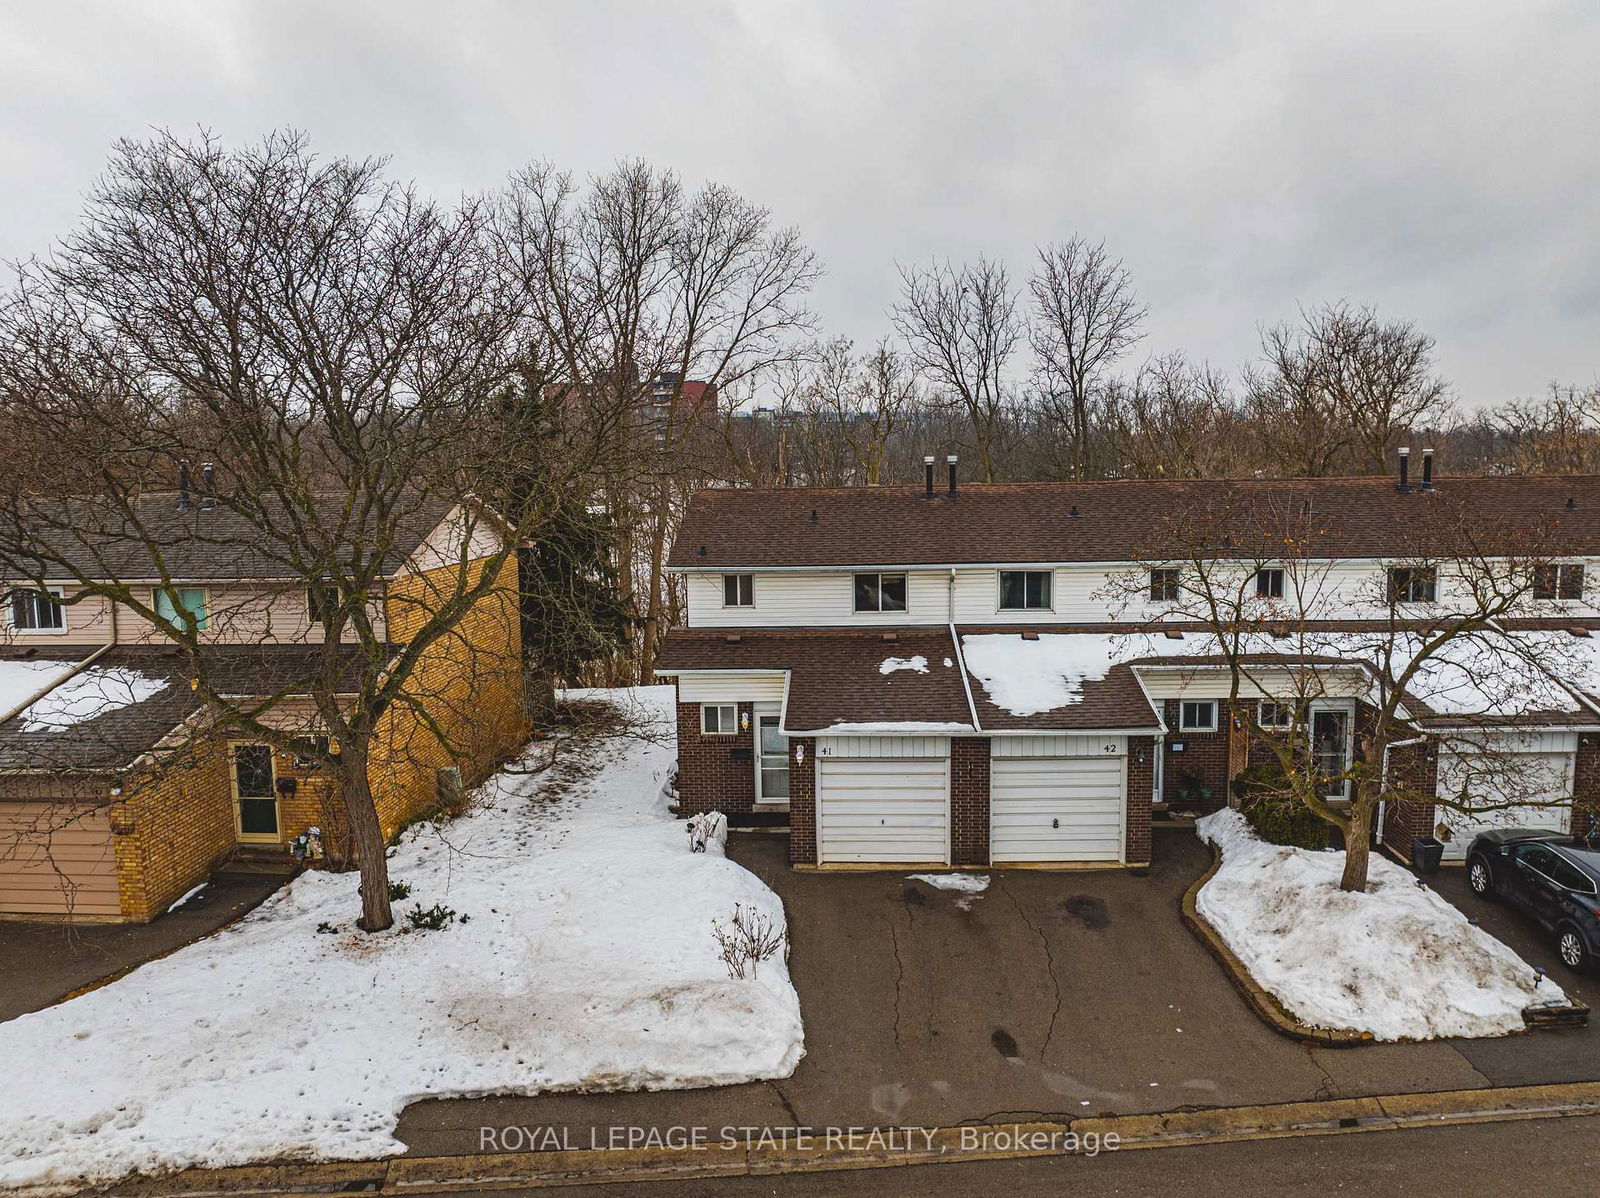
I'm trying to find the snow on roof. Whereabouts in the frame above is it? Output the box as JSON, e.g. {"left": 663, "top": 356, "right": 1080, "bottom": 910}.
{"left": 879, "top": 655, "right": 929, "bottom": 675}
{"left": 4, "top": 662, "right": 170, "bottom": 733}
{"left": 820, "top": 721, "right": 978, "bottom": 735}
{"left": 960, "top": 633, "right": 1120, "bottom": 717}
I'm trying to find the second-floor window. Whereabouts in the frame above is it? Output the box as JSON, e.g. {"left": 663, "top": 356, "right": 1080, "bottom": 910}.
{"left": 1533, "top": 563, "right": 1585, "bottom": 601}
{"left": 8, "top": 587, "right": 65, "bottom": 632}
{"left": 1255, "top": 568, "right": 1286, "bottom": 599}
{"left": 1149, "top": 568, "right": 1180, "bottom": 603}
{"left": 153, "top": 586, "right": 209, "bottom": 631}
{"left": 1387, "top": 567, "right": 1437, "bottom": 605}
{"left": 723, "top": 574, "right": 754, "bottom": 607}
{"left": 854, "top": 572, "right": 907, "bottom": 613}
{"left": 307, "top": 582, "right": 341, "bottom": 625}
{"left": 999, "top": 570, "right": 1052, "bottom": 611}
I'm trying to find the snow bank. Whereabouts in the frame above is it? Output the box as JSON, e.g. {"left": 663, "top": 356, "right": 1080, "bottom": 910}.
{"left": 20, "top": 665, "right": 168, "bottom": 732}
{"left": 961, "top": 633, "right": 1117, "bottom": 716}
{"left": 908, "top": 873, "right": 989, "bottom": 910}
{"left": 1195, "top": 809, "right": 1565, "bottom": 1040}
{"left": 0, "top": 686, "right": 802, "bottom": 1194}
{"left": 879, "top": 655, "right": 929, "bottom": 674}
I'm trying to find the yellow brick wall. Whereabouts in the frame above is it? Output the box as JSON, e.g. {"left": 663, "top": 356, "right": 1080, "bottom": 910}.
{"left": 113, "top": 740, "right": 237, "bottom": 922}
{"left": 370, "top": 552, "right": 527, "bottom": 838}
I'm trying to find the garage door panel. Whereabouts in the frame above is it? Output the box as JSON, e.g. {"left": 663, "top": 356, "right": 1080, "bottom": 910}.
{"left": 992, "top": 757, "right": 1124, "bottom": 863}
{"left": 0, "top": 801, "right": 120, "bottom": 916}
{"left": 1436, "top": 749, "right": 1573, "bottom": 862}
{"left": 819, "top": 757, "right": 948, "bottom": 865}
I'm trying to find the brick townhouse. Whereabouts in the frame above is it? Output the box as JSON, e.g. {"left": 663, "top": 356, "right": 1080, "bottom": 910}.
{"left": 657, "top": 458, "right": 1600, "bottom": 872}
{"left": 0, "top": 494, "right": 527, "bottom": 921}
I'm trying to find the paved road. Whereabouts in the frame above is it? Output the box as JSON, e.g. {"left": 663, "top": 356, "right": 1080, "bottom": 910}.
{"left": 0, "top": 872, "right": 284, "bottom": 1021}
{"left": 493, "top": 1116, "right": 1600, "bottom": 1198}
{"left": 399, "top": 827, "right": 1599, "bottom": 1156}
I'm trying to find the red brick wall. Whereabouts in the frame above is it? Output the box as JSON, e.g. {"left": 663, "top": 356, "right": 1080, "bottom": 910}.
{"left": 789, "top": 737, "right": 816, "bottom": 865}
{"left": 1126, "top": 735, "right": 1155, "bottom": 866}
{"left": 1381, "top": 739, "right": 1439, "bottom": 859}
{"left": 950, "top": 737, "right": 990, "bottom": 866}
{"left": 1161, "top": 699, "right": 1231, "bottom": 812}
{"left": 674, "top": 699, "right": 756, "bottom": 816}
{"left": 1570, "top": 733, "right": 1600, "bottom": 837}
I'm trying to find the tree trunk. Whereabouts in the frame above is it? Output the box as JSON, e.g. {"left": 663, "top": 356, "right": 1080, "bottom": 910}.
{"left": 1339, "top": 800, "right": 1374, "bottom": 892}
{"left": 525, "top": 669, "right": 557, "bottom": 726}
{"left": 339, "top": 746, "right": 394, "bottom": 931}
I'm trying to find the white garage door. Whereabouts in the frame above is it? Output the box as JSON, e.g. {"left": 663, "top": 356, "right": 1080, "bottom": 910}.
{"left": 818, "top": 755, "right": 949, "bottom": 865}
{"left": 991, "top": 756, "right": 1125, "bottom": 863}
{"left": 1435, "top": 743, "right": 1574, "bottom": 862}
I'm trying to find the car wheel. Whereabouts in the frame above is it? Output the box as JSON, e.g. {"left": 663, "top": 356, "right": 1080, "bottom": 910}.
{"left": 1467, "top": 857, "right": 1494, "bottom": 898}
{"left": 1557, "top": 925, "right": 1590, "bottom": 974}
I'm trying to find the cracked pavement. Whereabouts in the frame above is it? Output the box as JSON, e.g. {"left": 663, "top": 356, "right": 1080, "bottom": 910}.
{"left": 396, "top": 828, "right": 1600, "bottom": 1156}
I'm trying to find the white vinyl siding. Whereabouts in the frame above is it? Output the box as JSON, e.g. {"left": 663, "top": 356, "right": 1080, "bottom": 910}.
{"left": 990, "top": 755, "right": 1126, "bottom": 863}
{"left": 1435, "top": 733, "right": 1576, "bottom": 862}
{"left": 816, "top": 735, "right": 951, "bottom": 759}
{"left": 675, "top": 672, "right": 787, "bottom": 705}
{"left": 817, "top": 753, "right": 949, "bottom": 864}
{"left": 684, "top": 571, "right": 947, "bottom": 628}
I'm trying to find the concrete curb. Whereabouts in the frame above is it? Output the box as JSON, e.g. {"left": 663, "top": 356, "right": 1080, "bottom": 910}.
{"left": 94, "top": 1081, "right": 1600, "bottom": 1196}
{"left": 1179, "top": 845, "right": 1372, "bottom": 1047}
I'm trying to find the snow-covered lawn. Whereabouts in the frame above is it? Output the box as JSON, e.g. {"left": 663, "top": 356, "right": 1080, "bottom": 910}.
{"left": 0, "top": 686, "right": 802, "bottom": 1195}
{"left": 1196, "top": 809, "right": 1567, "bottom": 1041}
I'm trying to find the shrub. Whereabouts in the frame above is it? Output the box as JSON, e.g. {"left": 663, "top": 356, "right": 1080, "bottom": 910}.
{"left": 406, "top": 903, "right": 459, "bottom": 931}
{"left": 1233, "top": 763, "right": 1331, "bottom": 850}
{"left": 711, "top": 903, "right": 788, "bottom": 980}
{"left": 387, "top": 880, "right": 412, "bottom": 901}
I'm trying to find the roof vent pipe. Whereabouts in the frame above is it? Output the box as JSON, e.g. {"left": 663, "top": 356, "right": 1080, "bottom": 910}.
{"left": 947, "top": 455, "right": 958, "bottom": 498}
{"left": 200, "top": 462, "right": 215, "bottom": 512}
{"left": 1396, "top": 446, "right": 1411, "bottom": 493}
{"left": 176, "top": 462, "right": 191, "bottom": 512}
{"left": 923, "top": 456, "right": 935, "bottom": 497}
{"left": 1420, "top": 448, "right": 1435, "bottom": 490}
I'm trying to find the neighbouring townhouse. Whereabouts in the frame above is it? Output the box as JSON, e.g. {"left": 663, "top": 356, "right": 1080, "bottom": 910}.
{"left": 658, "top": 457, "right": 1600, "bottom": 871}
{"left": 0, "top": 493, "right": 527, "bottom": 921}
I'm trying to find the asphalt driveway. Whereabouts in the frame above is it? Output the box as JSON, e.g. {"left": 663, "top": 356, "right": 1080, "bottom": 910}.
{"left": 400, "top": 827, "right": 1599, "bottom": 1155}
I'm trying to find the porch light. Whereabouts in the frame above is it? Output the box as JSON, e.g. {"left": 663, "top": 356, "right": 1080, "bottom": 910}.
{"left": 740, "top": 711, "right": 750, "bottom": 732}
{"left": 794, "top": 744, "right": 805, "bottom": 765}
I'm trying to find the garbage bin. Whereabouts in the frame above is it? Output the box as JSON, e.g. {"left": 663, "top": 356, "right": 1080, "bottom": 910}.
{"left": 1412, "top": 836, "right": 1444, "bottom": 875}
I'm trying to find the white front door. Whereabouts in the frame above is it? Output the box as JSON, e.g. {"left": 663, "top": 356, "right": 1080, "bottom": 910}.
{"left": 991, "top": 756, "right": 1126, "bottom": 862}
{"left": 756, "top": 714, "right": 789, "bottom": 806}
{"left": 817, "top": 755, "right": 949, "bottom": 864}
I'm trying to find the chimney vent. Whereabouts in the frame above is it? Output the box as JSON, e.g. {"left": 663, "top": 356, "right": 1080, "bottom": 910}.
{"left": 1068, "top": 506, "right": 1081, "bottom": 519}
{"left": 923, "top": 456, "right": 935, "bottom": 497}
{"left": 176, "top": 462, "right": 191, "bottom": 512}
{"left": 809, "top": 508, "right": 818, "bottom": 523}
{"left": 946, "top": 455, "right": 958, "bottom": 497}
{"left": 1420, "top": 448, "right": 1435, "bottom": 490}
{"left": 1568, "top": 497, "right": 1577, "bottom": 511}
{"left": 200, "top": 462, "right": 215, "bottom": 511}
{"left": 1396, "top": 446, "right": 1411, "bottom": 493}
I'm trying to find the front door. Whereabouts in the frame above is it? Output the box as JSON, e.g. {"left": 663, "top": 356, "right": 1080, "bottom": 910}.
{"left": 232, "top": 743, "right": 280, "bottom": 843}
{"left": 756, "top": 715, "right": 789, "bottom": 805}
{"left": 1311, "top": 707, "right": 1351, "bottom": 799}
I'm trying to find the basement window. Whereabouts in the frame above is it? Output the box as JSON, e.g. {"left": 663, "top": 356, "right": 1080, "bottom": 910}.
{"left": 1180, "top": 700, "right": 1218, "bottom": 732}
{"left": 722, "top": 573, "right": 754, "bottom": 607}
{"left": 701, "top": 704, "right": 738, "bottom": 736}
{"left": 999, "top": 570, "right": 1052, "bottom": 611}
{"left": 854, "top": 573, "right": 907, "bottom": 613}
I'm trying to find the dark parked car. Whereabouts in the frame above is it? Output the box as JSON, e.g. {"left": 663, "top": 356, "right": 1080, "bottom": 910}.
{"left": 1467, "top": 828, "right": 1600, "bottom": 973}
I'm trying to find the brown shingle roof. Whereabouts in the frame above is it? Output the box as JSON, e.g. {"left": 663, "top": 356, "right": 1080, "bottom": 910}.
{"left": 668, "top": 475, "right": 1600, "bottom": 569}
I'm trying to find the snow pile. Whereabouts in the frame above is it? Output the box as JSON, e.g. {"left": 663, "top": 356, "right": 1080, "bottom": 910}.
{"left": 0, "top": 687, "right": 802, "bottom": 1194}
{"left": 909, "top": 872, "right": 989, "bottom": 910}
{"left": 20, "top": 665, "right": 168, "bottom": 732}
{"left": 1195, "top": 809, "right": 1566, "bottom": 1040}
{"left": 961, "top": 633, "right": 1118, "bottom": 716}
{"left": 0, "top": 660, "right": 78, "bottom": 716}
{"left": 879, "top": 655, "right": 929, "bottom": 675}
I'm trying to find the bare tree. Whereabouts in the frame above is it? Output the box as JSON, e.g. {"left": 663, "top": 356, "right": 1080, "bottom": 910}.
{"left": 1029, "top": 237, "right": 1148, "bottom": 478}
{"left": 892, "top": 256, "right": 1020, "bottom": 482}
{"left": 1094, "top": 353, "right": 1243, "bottom": 479}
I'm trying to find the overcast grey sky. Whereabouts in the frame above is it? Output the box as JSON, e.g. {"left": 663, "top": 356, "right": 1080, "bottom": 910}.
{"left": 2, "top": 1, "right": 1596, "bottom": 407}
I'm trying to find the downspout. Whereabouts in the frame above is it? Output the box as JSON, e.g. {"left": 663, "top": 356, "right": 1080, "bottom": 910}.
{"left": 949, "top": 568, "right": 981, "bottom": 733}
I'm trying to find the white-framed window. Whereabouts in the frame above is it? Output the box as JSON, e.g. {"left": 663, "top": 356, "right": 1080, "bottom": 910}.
{"left": 8, "top": 587, "right": 66, "bottom": 633}
{"left": 999, "top": 569, "right": 1052, "bottom": 611}
{"left": 153, "top": 586, "right": 209, "bottom": 631}
{"left": 1149, "top": 568, "right": 1180, "bottom": 603}
{"left": 1255, "top": 567, "right": 1286, "bottom": 599}
{"left": 853, "top": 572, "right": 907, "bottom": 613}
{"left": 1180, "top": 700, "right": 1218, "bottom": 732}
{"left": 307, "top": 581, "right": 341, "bottom": 625}
{"left": 1387, "top": 566, "right": 1436, "bottom": 604}
{"left": 1533, "top": 563, "right": 1586, "bottom": 602}
{"left": 1258, "top": 700, "right": 1294, "bottom": 729}
{"left": 722, "top": 573, "right": 754, "bottom": 607}
{"left": 701, "top": 704, "right": 738, "bottom": 735}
